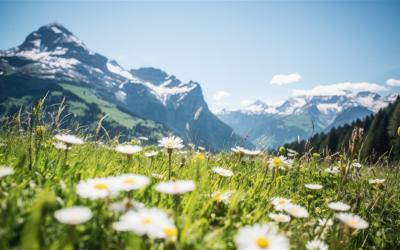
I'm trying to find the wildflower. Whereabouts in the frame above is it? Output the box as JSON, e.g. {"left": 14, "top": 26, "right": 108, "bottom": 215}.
{"left": 212, "top": 167, "right": 234, "bottom": 177}
{"left": 324, "top": 166, "right": 339, "bottom": 175}
{"left": 335, "top": 213, "right": 369, "bottom": 229}
{"left": 155, "top": 180, "right": 195, "bottom": 195}
{"left": 271, "top": 197, "right": 291, "bottom": 211}
{"left": 283, "top": 204, "right": 309, "bottom": 218}
{"left": 0, "top": 166, "right": 14, "bottom": 178}
{"left": 368, "top": 179, "right": 385, "bottom": 184}
{"left": 235, "top": 223, "right": 289, "bottom": 250}
{"left": 76, "top": 177, "right": 117, "bottom": 200}
{"left": 306, "top": 239, "right": 328, "bottom": 250}
{"left": 234, "top": 146, "right": 261, "bottom": 156}
{"left": 351, "top": 162, "right": 362, "bottom": 169}
{"left": 278, "top": 147, "right": 286, "bottom": 155}
{"left": 54, "top": 206, "right": 92, "bottom": 225}
{"left": 158, "top": 136, "right": 184, "bottom": 150}
{"left": 269, "top": 156, "right": 293, "bottom": 170}
{"left": 328, "top": 201, "right": 350, "bottom": 211}
{"left": 115, "top": 144, "right": 142, "bottom": 155}
{"left": 269, "top": 213, "right": 291, "bottom": 223}
{"left": 55, "top": 134, "right": 84, "bottom": 145}
{"left": 212, "top": 190, "right": 235, "bottom": 205}
{"left": 54, "top": 142, "right": 69, "bottom": 150}
{"left": 145, "top": 151, "right": 159, "bottom": 158}
{"left": 304, "top": 184, "right": 323, "bottom": 190}
{"left": 109, "top": 198, "right": 145, "bottom": 213}
{"left": 114, "top": 207, "right": 176, "bottom": 240}
{"left": 287, "top": 148, "right": 298, "bottom": 158}
{"left": 114, "top": 174, "right": 150, "bottom": 192}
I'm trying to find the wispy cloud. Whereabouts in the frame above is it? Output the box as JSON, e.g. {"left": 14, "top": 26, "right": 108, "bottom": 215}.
{"left": 213, "top": 90, "right": 230, "bottom": 101}
{"left": 386, "top": 78, "right": 400, "bottom": 87}
{"left": 270, "top": 73, "right": 301, "bottom": 85}
{"left": 293, "top": 82, "right": 386, "bottom": 96}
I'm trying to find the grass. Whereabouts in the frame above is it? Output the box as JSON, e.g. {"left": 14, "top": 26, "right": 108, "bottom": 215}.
{"left": 60, "top": 83, "right": 144, "bottom": 128}
{"left": 0, "top": 123, "right": 399, "bottom": 249}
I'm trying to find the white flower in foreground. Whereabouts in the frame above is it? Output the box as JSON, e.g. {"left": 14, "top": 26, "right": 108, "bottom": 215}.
{"left": 305, "top": 184, "right": 323, "bottom": 190}
{"left": 336, "top": 213, "right": 369, "bottom": 229}
{"left": 109, "top": 198, "right": 145, "bottom": 213}
{"left": 212, "top": 167, "right": 234, "bottom": 177}
{"left": 155, "top": 180, "right": 195, "bottom": 195}
{"left": 283, "top": 204, "right": 309, "bottom": 218}
{"left": 54, "top": 142, "right": 69, "bottom": 150}
{"left": 233, "top": 146, "right": 261, "bottom": 156}
{"left": 55, "top": 134, "right": 84, "bottom": 145}
{"left": 368, "top": 179, "right": 385, "bottom": 184}
{"left": 114, "top": 208, "right": 177, "bottom": 240}
{"left": 0, "top": 166, "right": 14, "bottom": 178}
{"left": 306, "top": 239, "right": 328, "bottom": 250}
{"left": 76, "top": 177, "right": 117, "bottom": 200}
{"left": 145, "top": 151, "right": 159, "bottom": 158}
{"left": 328, "top": 201, "right": 350, "bottom": 211}
{"left": 115, "top": 145, "right": 142, "bottom": 155}
{"left": 158, "top": 136, "right": 184, "bottom": 150}
{"left": 287, "top": 148, "right": 298, "bottom": 157}
{"left": 114, "top": 174, "right": 150, "bottom": 191}
{"left": 212, "top": 190, "right": 235, "bottom": 205}
{"left": 54, "top": 206, "right": 92, "bottom": 225}
{"left": 235, "top": 223, "right": 289, "bottom": 250}
{"left": 325, "top": 166, "right": 339, "bottom": 175}
{"left": 268, "top": 156, "right": 293, "bottom": 170}
{"left": 269, "top": 213, "right": 291, "bottom": 223}
{"left": 271, "top": 197, "right": 291, "bottom": 211}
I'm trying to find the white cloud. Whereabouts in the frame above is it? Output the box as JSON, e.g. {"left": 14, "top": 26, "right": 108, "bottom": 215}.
{"left": 293, "top": 82, "right": 386, "bottom": 97}
{"left": 270, "top": 73, "right": 301, "bottom": 85}
{"left": 240, "top": 99, "right": 252, "bottom": 107}
{"left": 386, "top": 78, "right": 400, "bottom": 86}
{"left": 213, "top": 90, "right": 230, "bottom": 101}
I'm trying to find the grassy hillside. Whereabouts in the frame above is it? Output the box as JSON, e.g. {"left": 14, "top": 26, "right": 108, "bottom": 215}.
{"left": 0, "top": 118, "right": 399, "bottom": 249}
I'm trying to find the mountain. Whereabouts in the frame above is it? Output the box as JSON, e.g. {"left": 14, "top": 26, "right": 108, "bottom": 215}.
{"left": 284, "top": 96, "right": 400, "bottom": 162}
{"left": 0, "top": 22, "right": 248, "bottom": 150}
{"left": 216, "top": 92, "right": 395, "bottom": 149}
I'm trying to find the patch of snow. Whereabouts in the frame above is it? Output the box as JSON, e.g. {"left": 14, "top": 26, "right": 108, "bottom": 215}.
{"left": 317, "top": 103, "right": 342, "bottom": 115}
{"left": 51, "top": 26, "right": 62, "bottom": 34}
{"left": 106, "top": 61, "right": 140, "bottom": 82}
{"left": 115, "top": 90, "right": 127, "bottom": 102}
{"left": 144, "top": 80, "right": 197, "bottom": 105}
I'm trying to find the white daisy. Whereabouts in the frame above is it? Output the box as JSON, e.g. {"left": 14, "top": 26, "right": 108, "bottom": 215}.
{"left": 212, "top": 190, "right": 235, "bottom": 205}
{"left": 115, "top": 145, "right": 142, "bottom": 155}
{"left": 55, "top": 134, "right": 84, "bottom": 145}
{"left": 212, "top": 167, "right": 234, "bottom": 177}
{"left": 233, "top": 146, "right": 261, "bottom": 156}
{"left": 54, "top": 142, "right": 69, "bottom": 150}
{"left": 158, "top": 136, "right": 184, "bottom": 150}
{"left": 351, "top": 162, "right": 362, "bottom": 169}
{"left": 271, "top": 197, "right": 291, "bottom": 211}
{"left": 268, "top": 156, "right": 293, "bottom": 170}
{"left": 54, "top": 206, "right": 92, "bottom": 225}
{"left": 283, "top": 203, "right": 309, "bottom": 218}
{"left": 114, "top": 174, "right": 150, "bottom": 192}
{"left": 328, "top": 201, "right": 350, "bottom": 211}
{"left": 235, "top": 223, "right": 289, "bottom": 250}
{"left": 325, "top": 166, "right": 339, "bottom": 175}
{"left": 0, "top": 166, "right": 14, "bottom": 178}
{"left": 287, "top": 148, "right": 298, "bottom": 157}
{"left": 269, "top": 213, "right": 291, "bottom": 223}
{"left": 114, "top": 207, "right": 176, "bottom": 240}
{"left": 76, "top": 177, "right": 117, "bottom": 200}
{"left": 368, "top": 179, "right": 385, "bottom": 184}
{"left": 335, "top": 213, "right": 369, "bottom": 229}
{"left": 306, "top": 239, "right": 328, "bottom": 250}
{"left": 109, "top": 198, "right": 145, "bottom": 213}
{"left": 155, "top": 180, "right": 195, "bottom": 195}
{"left": 145, "top": 151, "right": 159, "bottom": 158}
{"left": 304, "top": 184, "right": 323, "bottom": 190}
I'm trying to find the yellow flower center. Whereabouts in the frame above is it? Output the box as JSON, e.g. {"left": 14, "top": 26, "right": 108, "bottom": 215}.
{"left": 347, "top": 219, "right": 358, "bottom": 227}
{"left": 272, "top": 157, "right": 282, "bottom": 167}
{"left": 94, "top": 183, "right": 108, "bottom": 190}
{"left": 256, "top": 236, "right": 269, "bottom": 248}
{"left": 141, "top": 218, "right": 152, "bottom": 224}
{"left": 164, "top": 227, "right": 177, "bottom": 238}
{"left": 123, "top": 178, "right": 136, "bottom": 185}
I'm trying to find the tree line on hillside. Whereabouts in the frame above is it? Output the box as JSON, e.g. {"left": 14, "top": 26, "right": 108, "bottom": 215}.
{"left": 284, "top": 97, "right": 400, "bottom": 162}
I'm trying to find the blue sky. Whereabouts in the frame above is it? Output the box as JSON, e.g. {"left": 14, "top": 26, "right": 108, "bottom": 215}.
{"left": 0, "top": 1, "right": 399, "bottom": 110}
